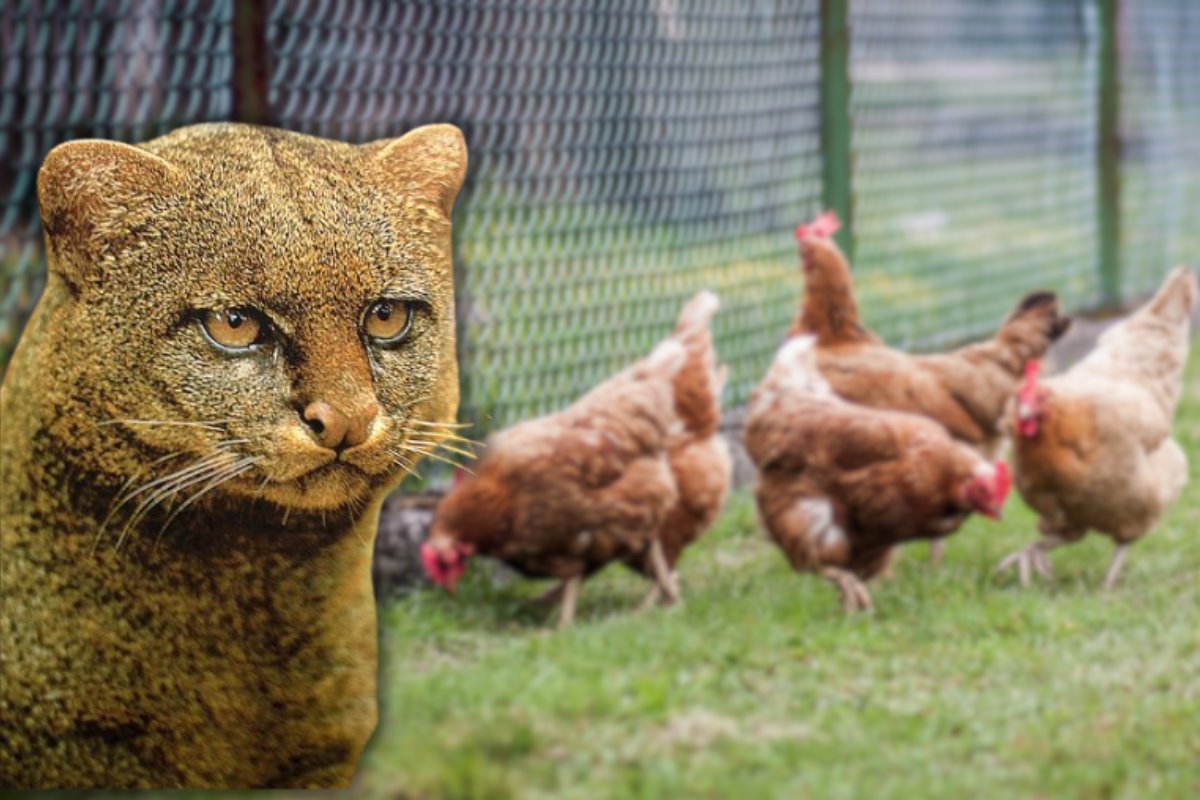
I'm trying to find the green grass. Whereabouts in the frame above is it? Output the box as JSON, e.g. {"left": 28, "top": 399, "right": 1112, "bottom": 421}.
{"left": 360, "top": 351, "right": 1200, "bottom": 799}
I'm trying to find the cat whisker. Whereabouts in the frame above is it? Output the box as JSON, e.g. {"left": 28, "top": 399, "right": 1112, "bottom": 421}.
{"left": 153, "top": 457, "right": 261, "bottom": 548}
{"left": 384, "top": 449, "right": 423, "bottom": 481}
{"left": 100, "top": 452, "right": 233, "bottom": 545}
{"left": 409, "top": 420, "right": 483, "bottom": 447}
{"left": 406, "top": 438, "right": 478, "bottom": 460}
{"left": 410, "top": 418, "right": 476, "bottom": 431}
{"left": 98, "top": 418, "right": 232, "bottom": 433}
{"left": 405, "top": 434, "right": 475, "bottom": 453}
{"left": 404, "top": 434, "right": 476, "bottom": 455}
{"left": 112, "top": 453, "right": 240, "bottom": 551}
{"left": 396, "top": 443, "right": 474, "bottom": 474}
{"left": 93, "top": 451, "right": 188, "bottom": 555}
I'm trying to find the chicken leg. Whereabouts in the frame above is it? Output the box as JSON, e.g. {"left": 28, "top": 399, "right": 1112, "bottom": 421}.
{"left": 641, "top": 538, "right": 682, "bottom": 609}
{"left": 995, "top": 535, "right": 1067, "bottom": 586}
{"left": 556, "top": 575, "right": 582, "bottom": 630}
{"left": 820, "top": 566, "right": 873, "bottom": 613}
{"left": 1103, "top": 543, "right": 1131, "bottom": 591}
{"left": 531, "top": 583, "right": 566, "bottom": 607}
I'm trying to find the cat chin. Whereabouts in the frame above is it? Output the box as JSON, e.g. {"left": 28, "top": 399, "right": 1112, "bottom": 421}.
{"left": 239, "top": 467, "right": 379, "bottom": 512}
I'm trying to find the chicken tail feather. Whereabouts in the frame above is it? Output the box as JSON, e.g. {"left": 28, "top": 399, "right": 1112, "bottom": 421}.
{"left": 993, "top": 290, "right": 1071, "bottom": 367}
{"left": 1141, "top": 266, "right": 1198, "bottom": 328}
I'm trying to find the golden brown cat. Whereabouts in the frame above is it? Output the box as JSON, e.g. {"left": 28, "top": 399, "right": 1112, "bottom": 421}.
{"left": 0, "top": 122, "right": 467, "bottom": 788}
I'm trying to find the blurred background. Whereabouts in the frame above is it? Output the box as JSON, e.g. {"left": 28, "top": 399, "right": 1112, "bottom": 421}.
{"left": 1, "top": 0, "right": 1197, "bottom": 433}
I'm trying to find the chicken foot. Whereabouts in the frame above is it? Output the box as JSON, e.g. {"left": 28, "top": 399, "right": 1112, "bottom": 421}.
{"left": 995, "top": 535, "right": 1067, "bottom": 587}
{"left": 639, "top": 539, "right": 682, "bottom": 611}
{"left": 820, "top": 566, "right": 874, "bottom": 613}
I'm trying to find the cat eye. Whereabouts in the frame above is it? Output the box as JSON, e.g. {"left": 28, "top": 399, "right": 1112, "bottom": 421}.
{"left": 200, "top": 308, "right": 268, "bottom": 352}
{"left": 364, "top": 299, "right": 415, "bottom": 346}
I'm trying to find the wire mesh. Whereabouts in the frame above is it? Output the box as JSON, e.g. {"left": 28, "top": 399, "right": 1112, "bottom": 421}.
{"left": 0, "top": 0, "right": 1197, "bottom": 433}
{"left": 266, "top": 0, "right": 824, "bottom": 427}
{"left": 849, "top": 0, "right": 1101, "bottom": 351}
{"left": 1118, "top": 2, "right": 1200, "bottom": 298}
{"left": 0, "top": 0, "right": 234, "bottom": 363}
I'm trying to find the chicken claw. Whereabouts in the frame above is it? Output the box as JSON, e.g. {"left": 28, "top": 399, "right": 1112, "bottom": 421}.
{"left": 995, "top": 536, "right": 1064, "bottom": 587}
{"left": 646, "top": 539, "right": 683, "bottom": 608}
{"left": 820, "top": 567, "right": 874, "bottom": 613}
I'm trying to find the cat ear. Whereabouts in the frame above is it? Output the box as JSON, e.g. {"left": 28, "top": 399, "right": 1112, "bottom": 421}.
{"left": 38, "top": 140, "right": 179, "bottom": 285}
{"left": 365, "top": 124, "right": 468, "bottom": 218}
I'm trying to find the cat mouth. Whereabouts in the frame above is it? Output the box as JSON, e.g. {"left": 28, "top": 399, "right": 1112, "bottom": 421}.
{"left": 249, "top": 459, "right": 377, "bottom": 511}
{"left": 297, "top": 459, "right": 370, "bottom": 483}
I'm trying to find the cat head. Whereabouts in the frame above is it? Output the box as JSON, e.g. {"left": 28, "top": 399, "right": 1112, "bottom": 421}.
{"left": 36, "top": 123, "right": 468, "bottom": 512}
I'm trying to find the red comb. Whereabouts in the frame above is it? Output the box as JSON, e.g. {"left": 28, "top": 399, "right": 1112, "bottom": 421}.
{"left": 795, "top": 210, "right": 841, "bottom": 242}
{"left": 420, "top": 542, "right": 447, "bottom": 583}
{"left": 993, "top": 460, "right": 1012, "bottom": 506}
{"left": 1018, "top": 360, "right": 1041, "bottom": 404}
{"left": 452, "top": 467, "right": 467, "bottom": 487}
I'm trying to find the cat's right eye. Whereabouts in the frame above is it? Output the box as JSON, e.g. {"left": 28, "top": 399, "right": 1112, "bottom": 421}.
{"left": 200, "top": 308, "right": 268, "bottom": 352}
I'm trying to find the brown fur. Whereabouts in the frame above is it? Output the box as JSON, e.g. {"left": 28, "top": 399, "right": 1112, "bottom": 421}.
{"left": 792, "top": 236, "right": 1070, "bottom": 456}
{"left": 0, "top": 123, "right": 467, "bottom": 787}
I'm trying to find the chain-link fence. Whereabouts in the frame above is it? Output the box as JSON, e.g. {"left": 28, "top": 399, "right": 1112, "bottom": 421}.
{"left": 1, "top": 0, "right": 233, "bottom": 368}
{"left": 1119, "top": 1, "right": 1200, "bottom": 299}
{"left": 2, "top": 0, "right": 1197, "bottom": 432}
{"left": 849, "top": 0, "right": 1100, "bottom": 351}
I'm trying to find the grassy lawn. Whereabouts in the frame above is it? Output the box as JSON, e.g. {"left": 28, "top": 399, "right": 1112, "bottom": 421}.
{"left": 361, "top": 349, "right": 1200, "bottom": 799}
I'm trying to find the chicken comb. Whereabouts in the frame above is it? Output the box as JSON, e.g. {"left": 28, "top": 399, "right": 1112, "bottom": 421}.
{"left": 420, "top": 542, "right": 448, "bottom": 583}
{"left": 794, "top": 210, "right": 841, "bottom": 242}
{"left": 1017, "top": 360, "right": 1041, "bottom": 404}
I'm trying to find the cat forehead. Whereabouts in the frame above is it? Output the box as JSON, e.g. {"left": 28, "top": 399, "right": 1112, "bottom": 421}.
{"left": 134, "top": 190, "right": 446, "bottom": 311}
{"left": 138, "top": 132, "right": 451, "bottom": 300}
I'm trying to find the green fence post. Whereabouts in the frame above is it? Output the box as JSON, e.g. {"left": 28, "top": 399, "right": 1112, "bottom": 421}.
{"left": 1097, "top": 0, "right": 1121, "bottom": 304}
{"left": 820, "top": 0, "right": 854, "bottom": 259}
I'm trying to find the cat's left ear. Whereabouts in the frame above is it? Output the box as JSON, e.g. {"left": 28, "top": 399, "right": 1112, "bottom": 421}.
{"left": 365, "top": 124, "right": 468, "bottom": 218}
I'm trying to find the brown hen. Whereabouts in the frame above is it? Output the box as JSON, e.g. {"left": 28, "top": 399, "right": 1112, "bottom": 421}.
{"left": 744, "top": 336, "right": 1011, "bottom": 612}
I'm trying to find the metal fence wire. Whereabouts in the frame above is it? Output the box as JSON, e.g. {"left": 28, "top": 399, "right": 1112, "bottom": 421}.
{"left": 2, "top": 0, "right": 1197, "bottom": 433}
{"left": 1118, "top": 1, "right": 1200, "bottom": 299}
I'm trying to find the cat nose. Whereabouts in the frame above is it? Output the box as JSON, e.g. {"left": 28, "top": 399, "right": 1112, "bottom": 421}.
{"left": 301, "top": 400, "right": 379, "bottom": 451}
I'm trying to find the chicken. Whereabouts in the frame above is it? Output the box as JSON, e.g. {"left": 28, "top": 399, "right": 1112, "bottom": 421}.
{"left": 623, "top": 291, "right": 732, "bottom": 608}
{"left": 744, "top": 336, "right": 1011, "bottom": 612}
{"left": 422, "top": 337, "right": 688, "bottom": 628}
{"left": 996, "top": 267, "right": 1196, "bottom": 590}
{"left": 791, "top": 210, "right": 1071, "bottom": 459}
{"left": 792, "top": 211, "right": 1068, "bottom": 563}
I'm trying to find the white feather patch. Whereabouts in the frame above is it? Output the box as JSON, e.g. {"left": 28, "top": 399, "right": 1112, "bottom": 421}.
{"left": 796, "top": 497, "right": 844, "bottom": 549}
